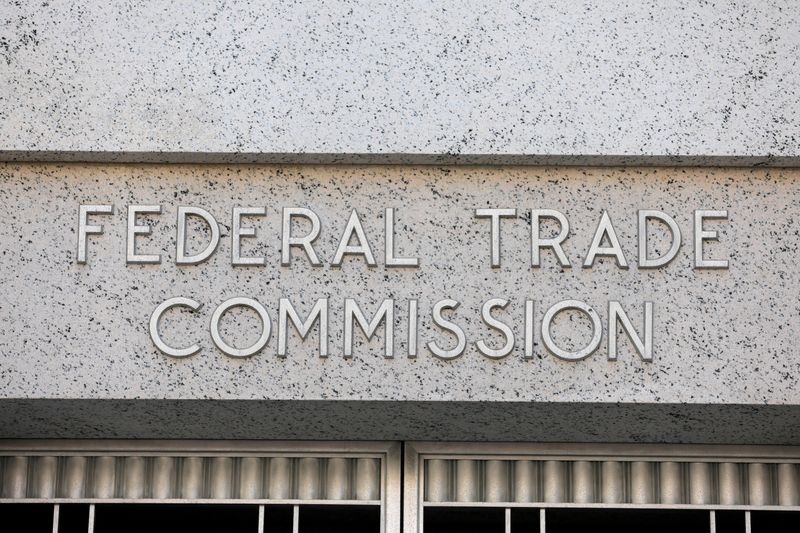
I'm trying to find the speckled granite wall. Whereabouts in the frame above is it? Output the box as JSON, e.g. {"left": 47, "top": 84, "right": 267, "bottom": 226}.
{"left": 0, "top": 164, "right": 798, "bottom": 441}
{"left": 1, "top": 2, "right": 798, "bottom": 164}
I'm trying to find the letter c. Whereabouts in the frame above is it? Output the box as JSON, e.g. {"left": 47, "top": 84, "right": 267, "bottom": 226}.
{"left": 149, "top": 297, "right": 203, "bottom": 357}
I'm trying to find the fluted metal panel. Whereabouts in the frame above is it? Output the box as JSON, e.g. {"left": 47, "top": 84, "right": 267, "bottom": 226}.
{"left": 659, "top": 462, "right": 682, "bottom": 504}
{"left": 0, "top": 450, "right": 386, "bottom": 504}
{"left": 778, "top": 463, "right": 800, "bottom": 506}
{"left": 62, "top": 456, "right": 87, "bottom": 499}
{"left": 297, "top": 458, "right": 321, "bottom": 500}
{"left": 718, "top": 463, "right": 741, "bottom": 505}
{"left": 180, "top": 457, "right": 204, "bottom": 499}
{"left": 455, "top": 460, "right": 480, "bottom": 502}
{"left": 484, "top": 460, "right": 508, "bottom": 503}
{"left": 689, "top": 462, "right": 712, "bottom": 505}
{"left": 748, "top": 463, "right": 771, "bottom": 506}
{"left": 543, "top": 461, "right": 565, "bottom": 503}
{"left": 3, "top": 456, "right": 28, "bottom": 498}
{"left": 33, "top": 456, "right": 57, "bottom": 499}
{"left": 630, "top": 462, "right": 654, "bottom": 504}
{"left": 355, "top": 458, "right": 380, "bottom": 501}
{"left": 513, "top": 460, "right": 536, "bottom": 503}
{"left": 326, "top": 457, "right": 349, "bottom": 500}
{"left": 572, "top": 461, "right": 594, "bottom": 504}
{"left": 602, "top": 461, "right": 624, "bottom": 504}
{"left": 93, "top": 456, "right": 116, "bottom": 499}
{"left": 5, "top": 444, "right": 800, "bottom": 512}
{"left": 268, "top": 457, "right": 292, "bottom": 499}
{"left": 239, "top": 457, "right": 262, "bottom": 499}
{"left": 151, "top": 456, "right": 175, "bottom": 499}
{"left": 210, "top": 457, "right": 233, "bottom": 499}
{"left": 426, "top": 459, "right": 449, "bottom": 503}
{"left": 123, "top": 456, "right": 145, "bottom": 499}
{"left": 418, "top": 457, "right": 800, "bottom": 507}
{"left": 413, "top": 446, "right": 800, "bottom": 512}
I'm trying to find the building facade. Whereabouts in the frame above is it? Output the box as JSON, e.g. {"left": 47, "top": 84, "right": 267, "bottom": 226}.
{"left": 1, "top": 2, "right": 799, "bottom": 532}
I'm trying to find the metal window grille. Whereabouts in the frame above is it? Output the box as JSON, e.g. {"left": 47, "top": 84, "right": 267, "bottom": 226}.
{"left": 5, "top": 440, "right": 800, "bottom": 533}
{"left": 404, "top": 442, "right": 800, "bottom": 533}
{"left": 0, "top": 440, "right": 401, "bottom": 533}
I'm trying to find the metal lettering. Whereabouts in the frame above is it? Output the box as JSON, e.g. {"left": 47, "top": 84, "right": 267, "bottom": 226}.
{"left": 476, "top": 298, "right": 515, "bottom": 359}
{"left": 427, "top": 299, "right": 466, "bottom": 359}
{"left": 343, "top": 299, "right": 394, "bottom": 358}
{"left": 332, "top": 210, "right": 377, "bottom": 267}
{"left": 281, "top": 207, "right": 322, "bottom": 266}
{"left": 126, "top": 205, "right": 162, "bottom": 264}
{"left": 638, "top": 210, "right": 681, "bottom": 268}
{"left": 77, "top": 204, "right": 113, "bottom": 264}
{"left": 541, "top": 299, "right": 602, "bottom": 361}
{"left": 232, "top": 207, "right": 266, "bottom": 266}
{"left": 524, "top": 300, "right": 535, "bottom": 359}
{"left": 694, "top": 210, "right": 729, "bottom": 269}
{"left": 149, "top": 297, "right": 202, "bottom": 357}
{"left": 384, "top": 208, "right": 419, "bottom": 267}
{"left": 278, "top": 298, "right": 328, "bottom": 357}
{"left": 475, "top": 208, "right": 516, "bottom": 268}
{"left": 210, "top": 297, "right": 271, "bottom": 358}
{"left": 176, "top": 206, "right": 221, "bottom": 265}
{"left": 408, "top": 299, "right": 419, "bottom": 358}
{"left": 608, "top": 301, "right": 653, "bottom": 361}
{"left": 583, "top": 210, "right": 629, "bottom": 268}
{"left": 531, "top": 209, "right": 571, "bottom": 267}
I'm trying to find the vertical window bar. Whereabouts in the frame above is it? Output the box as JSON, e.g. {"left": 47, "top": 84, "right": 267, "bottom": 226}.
{"left": 744, "top": 511, "right": 751, "bottom": 533}
{"left": 52, "top": 504, "right": 59, "bottom": 533}
{"left": 292, "top": 504, "right": 300, "bottom": 533}
{"left": 257, "top": 504, "right": 264, "bottom": 533}
{"left": 88, "top": 504, "right": 95, "bottom": 533}
{"left": 540, "top": 508, "right": 546, "bottom": 533}
{"left": 709, "top": 510, "right": 716, "bottom": 533}
{"left": 504, "top": 507, "right": 511, "bottom": 533}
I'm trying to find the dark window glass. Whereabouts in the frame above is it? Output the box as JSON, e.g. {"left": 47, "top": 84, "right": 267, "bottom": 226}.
{"left": 511, "top": 507, "right": 541, "bottom": 533}
{"left": 714, "top": 510, "right": 746, "bottom": 533}
{"left": 92, "top": 504, "right": 263, "bottom": 533}
{"left": 58, "top": 504, "right": 91, "bottom": 533}
{"left": 750, "top": 511, "right": 800, "bottom": 531}
{"left": 299, "top": 505, "right": 380, "bottom": 533}
{"left": 0, "top": 504, "right": 55, "bottom": 533}
{"left": 545, "top": 508, "right": 710, "bottom": 533}
{"left": 262, "top": 505, "right": 294, "bottom": 532}
{"left": 424, "top": 507, "right": 505, "bottom": 533}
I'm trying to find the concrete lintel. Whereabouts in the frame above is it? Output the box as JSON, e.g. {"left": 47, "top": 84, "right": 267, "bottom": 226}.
{"left": 1, "top": 400, "right": 797, "bottom": 444}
